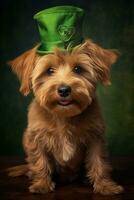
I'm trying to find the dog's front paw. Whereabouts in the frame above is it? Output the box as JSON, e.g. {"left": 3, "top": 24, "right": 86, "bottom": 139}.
{"left": 29, "top": 180, "right": 55, "bottom": 194}
{"left": 94, "top": 179, "right": 124, "bottom": 195}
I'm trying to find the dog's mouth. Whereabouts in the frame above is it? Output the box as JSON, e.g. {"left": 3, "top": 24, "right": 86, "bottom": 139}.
{"left": 52, "top": 97, "right": 85, "bottom": 116}
{"left": 58, "top": 99, "right": 73, "bottom": 106}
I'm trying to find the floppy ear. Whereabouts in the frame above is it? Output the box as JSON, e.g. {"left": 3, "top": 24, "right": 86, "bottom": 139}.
{"left": 76, "top": 40, "right": 119, "bottom": 85}
{"left": 8, "top": 46, "right": 39, "bottom": 95}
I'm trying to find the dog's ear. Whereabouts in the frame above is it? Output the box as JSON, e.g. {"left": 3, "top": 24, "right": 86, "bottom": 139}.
{"left": 8, "top": 46, "right": 39, "bottom": 95}
{"left": 75, "top": 40, "right": 119, "bottom": 85}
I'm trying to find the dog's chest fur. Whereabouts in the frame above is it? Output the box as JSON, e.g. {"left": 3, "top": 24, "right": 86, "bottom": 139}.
{"left": 43, "top": 119, "right": 87, "bottom": 167}
{"left": 59, "top": 133, "right": 75, "bottom": 162}
{"left": 49, "top": 124, "right": 81, "bottom": 164}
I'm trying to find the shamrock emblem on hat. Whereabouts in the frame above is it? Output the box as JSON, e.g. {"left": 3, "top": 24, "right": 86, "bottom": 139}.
{"left": 58, "top": 25, "right": 75, "bottom": 42}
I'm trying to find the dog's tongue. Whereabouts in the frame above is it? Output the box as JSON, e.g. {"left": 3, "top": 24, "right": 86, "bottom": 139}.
{"left": 59, "top": 100, "right": 71, "bottom": 106}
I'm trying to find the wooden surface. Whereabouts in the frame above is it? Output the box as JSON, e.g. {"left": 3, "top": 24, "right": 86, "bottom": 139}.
{"left": 0, "top": 156, "right": 134, "bottom": 200}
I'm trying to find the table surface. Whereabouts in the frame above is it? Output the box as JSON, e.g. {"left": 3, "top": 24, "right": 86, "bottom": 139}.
{"left": 0, "top": 156, "right": 134, "bottom": 200}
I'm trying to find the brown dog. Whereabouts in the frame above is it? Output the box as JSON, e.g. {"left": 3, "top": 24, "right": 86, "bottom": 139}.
{"left": 8, "top": 40, "right": 123, "bottom": 195}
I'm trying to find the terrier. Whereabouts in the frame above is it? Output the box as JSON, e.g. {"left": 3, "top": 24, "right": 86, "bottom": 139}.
{"left": 8, "top": 39, "right": 123, "bottom": 195}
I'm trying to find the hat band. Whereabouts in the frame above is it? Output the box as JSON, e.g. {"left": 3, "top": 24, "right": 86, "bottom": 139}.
{"left": 37, "top": 39, "right": 82, "bottom": 54}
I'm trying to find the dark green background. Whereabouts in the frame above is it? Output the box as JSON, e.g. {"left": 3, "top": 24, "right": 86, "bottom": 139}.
{"left": 0, "top": 0, "right": 134, "bottom": 155}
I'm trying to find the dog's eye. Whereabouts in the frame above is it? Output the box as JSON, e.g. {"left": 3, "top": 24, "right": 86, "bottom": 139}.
{"left": 73, "top": 66, "right": 82, "bottom": 74}
{"left": 47, "top": 68, "right": 55, "bottom": 76}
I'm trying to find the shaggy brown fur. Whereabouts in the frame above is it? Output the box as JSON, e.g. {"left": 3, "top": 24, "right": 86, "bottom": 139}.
{"left": 8, "top": 40, "right": 123, "bottom": 195}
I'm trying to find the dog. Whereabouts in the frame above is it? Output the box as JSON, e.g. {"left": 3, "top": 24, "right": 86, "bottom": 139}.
{"left": 8, "top": 39, "right": 123, "bottom": 195}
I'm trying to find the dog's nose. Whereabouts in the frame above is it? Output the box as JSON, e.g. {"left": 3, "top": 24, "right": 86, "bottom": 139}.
{"left": 58, "top": 85, "right": 71, "bottom": 97}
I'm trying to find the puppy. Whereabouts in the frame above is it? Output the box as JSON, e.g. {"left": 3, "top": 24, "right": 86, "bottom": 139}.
{"left": 8, "top": 40, "right": 123, "bottom": 195}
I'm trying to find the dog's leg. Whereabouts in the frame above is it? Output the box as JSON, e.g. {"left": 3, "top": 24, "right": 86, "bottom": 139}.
{"left": 27, "top": 151, "right": 55, "bottom": 194}
{"left": 85, "top": 140, "right": 123, "bottom": 195}
{"left": 23, "top": 130, "right": 55, "bottom": 194}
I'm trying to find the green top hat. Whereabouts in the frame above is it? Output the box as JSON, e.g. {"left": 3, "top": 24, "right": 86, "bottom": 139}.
{"left": 34, "top": 6, "right": 84, "bottom": 54}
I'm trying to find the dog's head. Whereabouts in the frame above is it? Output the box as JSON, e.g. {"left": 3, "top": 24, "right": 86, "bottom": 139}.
{"left": 9, "top": 40, "right": 118, "bottom": 117}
